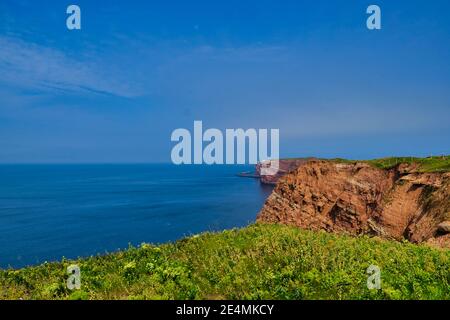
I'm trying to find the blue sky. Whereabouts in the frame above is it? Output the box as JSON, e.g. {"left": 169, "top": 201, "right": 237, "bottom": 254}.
{"left": 0, "top": 0, "right": 449, "bottom": 163}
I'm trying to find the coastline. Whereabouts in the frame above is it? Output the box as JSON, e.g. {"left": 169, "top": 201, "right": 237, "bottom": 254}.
{"left": 1, "top": 156, "right": 449, "bottom": 300}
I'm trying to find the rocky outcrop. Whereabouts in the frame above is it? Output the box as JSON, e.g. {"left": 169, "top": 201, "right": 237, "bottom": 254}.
{"left": 255, "top": 158, "right": 316, "bottom": 184}
{"left": 257, "top": 160, "right": 450, "bottom": 248}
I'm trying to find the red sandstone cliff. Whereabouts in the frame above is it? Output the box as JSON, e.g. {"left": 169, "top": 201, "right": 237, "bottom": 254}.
{"left": 257, "top": 160, "right": 450, "bottom": 248}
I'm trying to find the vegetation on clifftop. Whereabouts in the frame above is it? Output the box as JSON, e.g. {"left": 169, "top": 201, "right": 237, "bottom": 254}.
{"left": 1, "top": 224, "right": 448, "bottom": 300}
{"left": 329, "top": 155, "right": 450, "bottom": 172}
{"left": 282, "top": 156, "right": 450, "bottom": 172}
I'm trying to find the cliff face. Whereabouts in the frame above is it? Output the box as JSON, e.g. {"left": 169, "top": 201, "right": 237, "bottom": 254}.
{"left": 257, "top": 160, "right": 450, "bottom": 247}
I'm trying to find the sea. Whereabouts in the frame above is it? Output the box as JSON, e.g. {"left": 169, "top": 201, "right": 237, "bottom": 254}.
{"left": 0, "top": 164, "right": 273, "bottom": 269}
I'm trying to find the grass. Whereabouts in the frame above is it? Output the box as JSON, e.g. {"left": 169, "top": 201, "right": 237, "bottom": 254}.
{"left": 280, "top": 155, "right": 450, "bottom": 172}
{"left": 1, "top": 224, "right": 448, "bottom": 300}
{"left": 327, "top": 156, "right": 450, "bottom": 173}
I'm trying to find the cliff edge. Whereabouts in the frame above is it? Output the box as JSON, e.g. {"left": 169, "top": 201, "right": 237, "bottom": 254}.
{"left": 257, "top": 159, "right": 450, "bottom": 248}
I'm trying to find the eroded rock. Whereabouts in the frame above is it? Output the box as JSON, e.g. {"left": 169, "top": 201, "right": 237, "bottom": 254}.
{"left": 257, "top": 160, "right": 450, "bottom": 248}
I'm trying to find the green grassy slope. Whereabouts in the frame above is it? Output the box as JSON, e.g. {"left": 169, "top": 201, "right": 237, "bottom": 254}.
{"left": 1, "top": 224, "right": 448, "bottom": 300}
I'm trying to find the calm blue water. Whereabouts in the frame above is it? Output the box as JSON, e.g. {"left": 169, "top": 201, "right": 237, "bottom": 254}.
{"left": 0, "top": 164, "right": 273, "bottom": 269}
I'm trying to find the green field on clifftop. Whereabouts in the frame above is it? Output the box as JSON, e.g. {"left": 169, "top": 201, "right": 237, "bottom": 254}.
{"left": 329, "top": 155, "right": 450, "bottom": 172}
{"left": 1, "top": 224, "right": 448, "bottom": 300}
{"left": 283, "top": 156, "right": 450, "bottom": 172}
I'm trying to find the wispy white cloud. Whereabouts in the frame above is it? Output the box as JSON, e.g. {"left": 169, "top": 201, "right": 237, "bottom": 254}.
{"left": 0, "top": 36, "right": 141, "bottom": 98}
